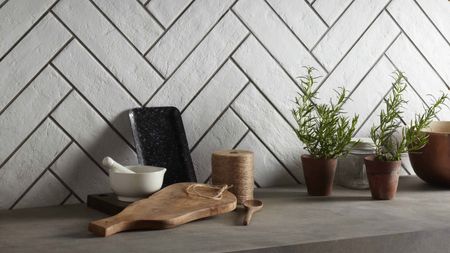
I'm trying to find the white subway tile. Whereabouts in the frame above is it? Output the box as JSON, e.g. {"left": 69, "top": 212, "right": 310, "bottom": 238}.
{"left": 14, "top": 171, "right": 69, "bottom": 209}
{"left": 0, "top": 0, "right": 57, "bottom": 58}
{"left": 147, "top": 0, "right": 233, "bottom": 77}
{"left": 416, "top": 0, "right": 450, "bottom": 43}
{"left": 317, "top": 12, "right": 399, "bottom": 104}
{"left": 0, "top": 14, "right": 71, "bottom": 111}
{"left": 232, "top": 84, "right": 305, "bottom": 182}
{"left": 0, "top": 66, "right": 71, "bottom": 164}
{"left": 343, "top": 56, "right": 395, "bottom": 134}
{"left": 53, "top": 40, "right": 139, "bottom": 144}
{"left": 234, "top": 0, "right": 325, "bottom": 78}
{"left": 267, "top": 0, "right": 327, "bottom": 49}
{"left": 148, "top": 12, "right": 248, "bottom": 109}
{"left": 237, "top": 132, "right": 297, "bottom": 186}
{"left": 54, "top": 0, "right": 162, "bottom": 103}
{"left": 0, "top": 119, "right": 70, "bottom": 209}
{"left": 51, "top": 144, "right": 110, "bottom": 201}
{"left": 232, "top": 36, "right": 299, "bottom": 127}
{"left": 313, "top": 0, "right": 353, "bottom": 26}
{"left": 93, "top": 0, "right": 163, "bottom": 53}
{"left": 191, "top": 109, "right": 248, "bottom": 183}
{"left": 388, "top": 0, "right": 450, "bottom": 86}
{"left": 182, "top": 60, "right": 247, "bottom": 147}
{"left": 386, "top": 34, "right": 450, "bottom": 120}
{"left": 313, "top": 0, "right": 389, "bottom": 70}
{"left": 51, "top": 92, "right": 137, "bottom": 168}
{"left": 148, "top": 0, "right": 192, "bottom": 28}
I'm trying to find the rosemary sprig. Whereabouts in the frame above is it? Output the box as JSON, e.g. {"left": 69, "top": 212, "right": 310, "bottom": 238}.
{"left": 292, "top": 67, "right": 359, "bottom": 159}
{"left": 370, "top": 71, "right": 448, "bottom": 161}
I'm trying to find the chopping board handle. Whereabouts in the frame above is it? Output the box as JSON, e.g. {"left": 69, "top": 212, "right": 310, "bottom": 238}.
{"left": 89, "top": 216, "right": 131, "bottom": 237}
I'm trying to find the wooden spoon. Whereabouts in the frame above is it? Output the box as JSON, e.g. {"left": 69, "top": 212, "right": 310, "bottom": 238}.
{"left": 243, "top": 199, "right": 263, "bottom": 225}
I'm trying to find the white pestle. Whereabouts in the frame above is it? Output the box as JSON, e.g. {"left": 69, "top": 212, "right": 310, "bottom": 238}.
{"left": 102, "top": 157, "right": 135, "bottom": 174}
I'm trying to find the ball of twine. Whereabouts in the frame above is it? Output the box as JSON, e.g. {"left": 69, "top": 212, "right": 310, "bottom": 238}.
{"left": 211, "top": 150, "right": 254, "bottom": 204}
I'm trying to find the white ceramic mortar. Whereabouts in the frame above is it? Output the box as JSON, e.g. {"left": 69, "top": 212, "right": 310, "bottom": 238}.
{"left": 109, "top": 165, "right": 166, "bottom": 202}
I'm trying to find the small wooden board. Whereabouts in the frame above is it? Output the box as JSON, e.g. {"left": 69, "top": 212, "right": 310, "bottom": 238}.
{"left": 87, "top": 193, "right": 129, "bottom": 215}
{"left": 89, "top": 183, "right": 237, "bottom": 237}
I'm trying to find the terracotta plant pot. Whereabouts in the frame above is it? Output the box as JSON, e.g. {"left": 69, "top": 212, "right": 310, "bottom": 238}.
{"left": 364, "top": 156, "right": 401, "bottom": 200}
{"left": 301, "top": 154, "right": 337, "bottom": 196}
{"left": 408, "top": 121, "right": 450, "bottom": 187}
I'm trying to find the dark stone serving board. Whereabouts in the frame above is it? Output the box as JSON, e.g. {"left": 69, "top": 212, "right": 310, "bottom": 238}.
{"left": 87, "top": 193, "right": 128, "bottom": 215}
{"left": 129, "top": 107, "right": 196, "bottom": 187}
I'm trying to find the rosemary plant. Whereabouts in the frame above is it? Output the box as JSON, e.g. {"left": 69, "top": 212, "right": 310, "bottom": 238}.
{"left": 292, "top": 67, "right": 359, "bottom": 159}
{"left": 370, "top": 71, "right": 448, "bottom": 161}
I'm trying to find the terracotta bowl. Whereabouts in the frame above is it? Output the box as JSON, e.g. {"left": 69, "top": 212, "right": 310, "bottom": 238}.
{"left": 409, "top": 121, "right": 450, "bottom": 187}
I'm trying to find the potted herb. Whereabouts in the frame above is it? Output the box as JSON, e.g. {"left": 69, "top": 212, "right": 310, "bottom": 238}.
{"left": 366, "top": 71, "right": 447, "bottom": 200}
{"left": 292, "top": 67, "right": 359, "bottom": 196}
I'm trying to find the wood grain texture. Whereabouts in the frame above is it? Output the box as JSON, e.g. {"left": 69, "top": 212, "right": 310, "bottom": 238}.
{"left": 88, "top": 183, "right": 237, "bottom": 237}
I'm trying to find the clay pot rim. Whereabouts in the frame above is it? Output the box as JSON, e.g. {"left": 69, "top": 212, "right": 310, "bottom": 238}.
{"left": 422, "top": 121, "right": 450, "bottom": 135}
{"left": 301, "top": 154, "right": 337, "bottom": 161}
{"left": 364, "top": 155, "right": 401, "bottom": 164}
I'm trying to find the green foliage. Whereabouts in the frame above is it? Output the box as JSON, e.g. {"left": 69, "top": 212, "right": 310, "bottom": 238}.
{"left": 292, "top": 67, "right": 359, "bottom": 159}
{"left": 370, "top": 71, "right": 448, "bottom": 161}
{"left": 404, "top": 93, "right": 448, "bottom": 151}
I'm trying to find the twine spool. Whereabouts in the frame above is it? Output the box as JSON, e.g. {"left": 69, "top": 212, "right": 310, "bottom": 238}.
{"left": 211, "top": 150, "right": 253, "bottom": 204}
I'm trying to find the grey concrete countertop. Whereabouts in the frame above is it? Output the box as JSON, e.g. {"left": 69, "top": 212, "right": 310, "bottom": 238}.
{"left": 2, "top": 176, "right": 450, "bottom": 253}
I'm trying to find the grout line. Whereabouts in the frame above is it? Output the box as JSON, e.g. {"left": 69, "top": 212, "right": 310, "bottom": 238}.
{"left": 0, "top": 0, "right": 62, "bottom": 61}
{"left": 48, "top": 168, "right": 85, "bottom": 203}
{"left": 384, "top": 53, "right": 444, "bottom": 123}
{"left": 136, "top": 0, "right": 165, "bottom": 31}
{"left": 230, "top": 56, "right": 297, "bottom": 132}
{"left": 144, "top": 7, "right": 246, "bottom": 107}
{"left": 230, "top": 106, "right": 302, "bottom": 184}
{"left": 200, "top": 130, "right": 263, "bottom": 187}
{"left": 385, "top": 9, "right": 450, "bottom": 89}
{"left": 9, "top": 140, "right": 73, "bottom": 209}
{"left": 352, "top": 87, "right": 392, "bottom": 136}
{"left": 344, "top": 31, "right": 402, "bottom": 104}
{"left": 0, "top": 89, "right": 74, "bottom": 170}
{"left": 263, "top": 0, "right": 328, "bottom": 73}
{"left": 180, "top": 33, "right": 251, "bottom": 114}
{"left": 59, "top": 193, "right": 72, "bottom": 205}
{"left": 401, "top": 163, "right": 412, "bottom": 176}
{"left": 308, "top": 1, "right": 329, "bottom": 29}
{"left": 310, "top": 0, "right": 356, "bottom": 53}
{"left": 188, "top": 81, "right": 250, "bottom": 153}
{"left": 314, "top": 1, "right": 394, "bottom": 92}
{"left": 232, "top": 129, "right": 250, "bottom": 150}
{"left": 231, "top": 129, "right": 263, "bottom": 187}
{"left": 203, "top": 175, "right": 211, "bottom": 184}
{"left": 88, "top": 0, "right": 165, "bottom": 80}
{"left": 0, "top": 0, "right": 10, "bottom": 8}
{"left": 149, "top": 6, "right": 234, "bottom": 79}
{"left": 413, "top": 0, "right": 450, "bottom": 49}
{"left": 143, "top": 0, "right": 196, "bottom": 56}
{"left": 0, "top": 36, "right": 74, "bottom": 116}
{"left": 48, "top": 116, "right": 110, "bottom": 176}
{"left": 384, "top": 53, "right": 431, "bottom": 107}
{"left": 232, "top": 9, "right": 313, "bottom": 90}
{"left": 50, "top": 63, "right": 136, "bottom": 150}
{"left": 50, "top": 11, "right": 144, "bottom": 106}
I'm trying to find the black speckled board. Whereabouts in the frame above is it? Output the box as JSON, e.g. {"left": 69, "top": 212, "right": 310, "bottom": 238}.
{"left": 129, "top": 107, "right": 196, "bottom": 187}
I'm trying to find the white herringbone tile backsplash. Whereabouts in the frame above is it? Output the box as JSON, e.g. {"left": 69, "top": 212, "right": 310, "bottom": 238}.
{"left": 1, "top": 0, "right": 450, "bottom": 209}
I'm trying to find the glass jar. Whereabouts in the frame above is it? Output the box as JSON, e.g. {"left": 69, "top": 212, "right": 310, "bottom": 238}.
{"left": 336, "top": 138, "right": 375, "bottom": 190}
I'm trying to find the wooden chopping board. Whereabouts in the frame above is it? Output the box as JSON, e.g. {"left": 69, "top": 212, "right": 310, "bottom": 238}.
{"left": 89, "top": 183, "right": 237, "bottom": 237}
